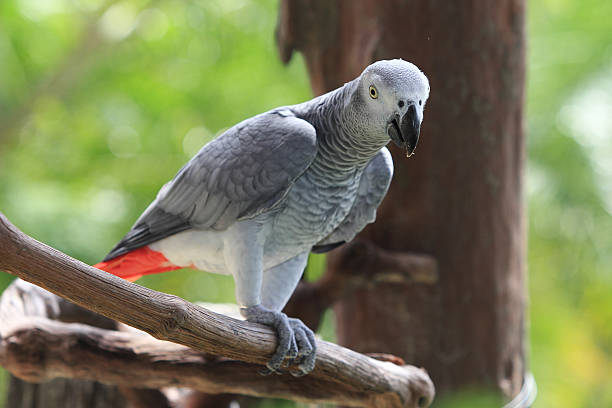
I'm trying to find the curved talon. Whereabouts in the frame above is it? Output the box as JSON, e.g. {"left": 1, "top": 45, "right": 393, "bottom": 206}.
{"left": 298, "top": 351, "right": 316, "bottom": 374}
{"left": 259, "top": 367, "right": 291, "bottom": 376}
{"left": 290, "top": 368, "right": 308, "bottom": 378}
{"left": 288, "top": 317, "right": 317, "bottom": 375}
{"left": 242, "top": 305, "right": 317, "bottom": 376}
{"left": 287, "top": 335, "right": 299, "bottom": 360}
{"left": 259, "top": 367, "right": 273, "bottom": 376}
{"left": 292, "top": 326, "right": 311, "bottom": 357}
{"left": 295, "top": 322, "right": 317, "bottom": 374}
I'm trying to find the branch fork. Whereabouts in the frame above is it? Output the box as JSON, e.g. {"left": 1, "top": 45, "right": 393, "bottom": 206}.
{"left": 0, "top": 213, "right": 434, "bottom": 407}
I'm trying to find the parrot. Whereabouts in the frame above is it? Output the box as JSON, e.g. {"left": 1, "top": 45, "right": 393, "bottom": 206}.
{"left": 94, "top": 59, "right": 430, "bottom": 376}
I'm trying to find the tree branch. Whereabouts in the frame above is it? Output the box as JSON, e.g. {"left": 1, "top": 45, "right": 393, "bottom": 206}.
{"left": 1, "top": 313, "right": 426, "bottom": 406}
{"left": 0, "top": 212, "right": 434, "bottom": 408}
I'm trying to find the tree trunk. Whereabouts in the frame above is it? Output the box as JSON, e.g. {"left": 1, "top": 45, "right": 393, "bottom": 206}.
{"left": 6, "top": 376, "right": 127, "bottom": 408}
{"left": 278, "top": 0, "right": 527, "bottom": 400}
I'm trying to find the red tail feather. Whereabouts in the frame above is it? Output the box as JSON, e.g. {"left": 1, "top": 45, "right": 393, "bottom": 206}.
{"left": 94, "top": 246, "right": 181, "bottom": 282}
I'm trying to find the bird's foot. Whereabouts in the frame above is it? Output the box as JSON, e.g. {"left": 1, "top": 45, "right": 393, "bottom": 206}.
{"left": 241, "top": 305, "right": 316, "bottom": 376}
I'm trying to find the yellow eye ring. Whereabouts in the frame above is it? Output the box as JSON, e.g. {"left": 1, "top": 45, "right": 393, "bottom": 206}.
{"left": 369, "top": 85, "right": 378, "bottom": 99}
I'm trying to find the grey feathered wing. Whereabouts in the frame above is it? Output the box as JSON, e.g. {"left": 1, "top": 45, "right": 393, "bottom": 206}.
{"left": 103, "top": 111, "right": 318, "bottom": 261}
{"left": 312, "top": 147, "right": 393, "bottom": 253}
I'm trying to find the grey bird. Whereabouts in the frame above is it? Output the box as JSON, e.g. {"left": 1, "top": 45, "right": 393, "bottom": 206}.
{"left": 95, "top": 59, "right": 430, "bottom": 375}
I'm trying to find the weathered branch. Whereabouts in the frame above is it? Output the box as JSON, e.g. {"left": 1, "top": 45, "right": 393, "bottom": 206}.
{"left": 0, "top": 311, "right": 426, "bottom": 407}
{"left": 0, "top": 212, "right": 434, "bottom": 407}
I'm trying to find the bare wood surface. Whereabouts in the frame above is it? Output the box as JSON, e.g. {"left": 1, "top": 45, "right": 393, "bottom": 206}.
{"left": 1, "top": 313, "right": 429, "bottom": 407}
{"left": 0, "top": 212, "right": 434, "bottom": 408}
{"left": 0, "top": 279, "right": 169, "bottom": 408}
{"left": 0, "top": 279, "right": 129, "bottom": 408}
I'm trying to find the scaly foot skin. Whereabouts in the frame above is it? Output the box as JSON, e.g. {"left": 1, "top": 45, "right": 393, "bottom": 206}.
{"left": 241, "top": 305, "right": 317, "bottom": 376}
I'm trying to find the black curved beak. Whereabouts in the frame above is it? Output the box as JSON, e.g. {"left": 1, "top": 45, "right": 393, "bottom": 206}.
{"left": 387, "top": 104, "right": 421, "bottom": 157}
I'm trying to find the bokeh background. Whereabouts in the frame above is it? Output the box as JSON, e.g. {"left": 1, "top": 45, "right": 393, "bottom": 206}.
{"left": 0, "top": 0, "right": 610, "bottom": 407}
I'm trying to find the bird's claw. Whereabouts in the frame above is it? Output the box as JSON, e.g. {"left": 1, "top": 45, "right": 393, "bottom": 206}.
{"left": 241, "top": 305, "right": 317, "bottom": 376}
{"left": 259, "top": 367, "right": 290, "bottom": 376}
{"left": 288, "top": 317, "right": 316, "bottom": 374}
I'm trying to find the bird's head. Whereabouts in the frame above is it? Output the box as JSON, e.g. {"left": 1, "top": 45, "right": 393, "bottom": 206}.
{"left": 355, "top": 59, "right": 429, "bottom": 157}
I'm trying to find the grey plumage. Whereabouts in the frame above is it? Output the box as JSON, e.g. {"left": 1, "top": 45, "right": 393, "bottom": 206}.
{"left": 104, "top": 113, "right": 317, "bottom": 261}
{"left": 312, "top": 147, "right": 393, "bottom": 253}
{"left": 101, "top": 59, "right": 430, "bottom": 375}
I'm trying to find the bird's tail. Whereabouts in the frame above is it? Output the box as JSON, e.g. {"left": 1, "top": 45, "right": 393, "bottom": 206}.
{"left": 93, "top": 246, "right": 181, "bottom": 282}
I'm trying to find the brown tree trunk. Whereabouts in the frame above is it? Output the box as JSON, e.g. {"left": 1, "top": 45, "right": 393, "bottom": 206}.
{"left": 278, "top": 0, "right": 527, "bottom": 400}
{"left": 6, "top": 376, "right": 127, "bottom": 408}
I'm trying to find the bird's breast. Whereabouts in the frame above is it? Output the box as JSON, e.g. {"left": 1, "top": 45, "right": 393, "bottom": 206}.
{"left": 266, "top": 170, "right": 360, "bottom": 253}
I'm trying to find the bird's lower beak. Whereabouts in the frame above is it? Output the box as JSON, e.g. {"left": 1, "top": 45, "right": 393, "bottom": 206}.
{"left": 387, "top": 105, "right": 421, "bottom": 157}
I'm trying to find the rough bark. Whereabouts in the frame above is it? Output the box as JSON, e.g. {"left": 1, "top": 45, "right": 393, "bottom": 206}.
{"left": 6, "top": 375, "right": 127, "bottom": 408}
{"left": 0, "top": 307, "right": 429, "bottom": 407}
{"left": 0, "top": 213, "right": 434, "bottom": 408}
{"left": 0, "top": 276, "right": 129, "bottom": 408}
{"left": 278, "top": 0, "right": 527, "bottom": 400}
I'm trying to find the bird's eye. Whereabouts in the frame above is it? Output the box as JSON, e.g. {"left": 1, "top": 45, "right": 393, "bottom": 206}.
{"left": 398, "top": 100, "right": 405, "bottom": 108}
{"left": 369, "top": 85, "right": 378, "bottom": 99}
{"left": 419, "top": 100, "right": 422, "bottom": 106}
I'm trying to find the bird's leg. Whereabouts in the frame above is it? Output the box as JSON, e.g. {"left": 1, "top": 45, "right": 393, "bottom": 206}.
{"left": 261, "top": 253, "right": 309, "bottom": 312}
{"left": 225, "top": 224, "right": 307, "bottom": 374}
{"left": 240, "top": 304, "right": 299, "bottom": 374}
{"left": 260, "top": 252, "right": 316, "bottom": 376}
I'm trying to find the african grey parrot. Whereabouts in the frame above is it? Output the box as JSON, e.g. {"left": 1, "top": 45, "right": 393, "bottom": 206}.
{"left": 95, "top": 59, "right": 430, "bottom": 375}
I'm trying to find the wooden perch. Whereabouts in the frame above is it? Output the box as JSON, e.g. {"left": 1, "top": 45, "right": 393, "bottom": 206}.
{"left": 0, "top": 212, "right": 434, "bottom": 408}
{"left": 0, "top": 308, "right": 428, "bottom": 407}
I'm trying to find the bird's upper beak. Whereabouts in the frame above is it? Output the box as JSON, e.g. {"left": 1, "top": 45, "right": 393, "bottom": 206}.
{"left": 387, "top": 104, "right": 421, "bottom": 157}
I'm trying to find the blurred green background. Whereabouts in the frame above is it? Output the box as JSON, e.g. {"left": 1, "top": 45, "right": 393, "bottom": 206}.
{"left": 0, "top": 0, "right": 610, "bottom": 407}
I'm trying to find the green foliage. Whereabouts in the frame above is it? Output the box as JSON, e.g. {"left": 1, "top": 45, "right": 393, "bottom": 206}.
{"left": 0, "top": 368, "right": 6, "bottom": 408}
{"left": 305, "top": 252, "right": 327, "bottom": 282}
{"left": 0, "top": 0, "right": 610, "bottom": 407}
{"left": 0, "top": 0, "right": 312, "bottom": 401}
{"left": 0, "top": 0, "right": 311, "bottom": 270}
{"left": 527, "top": 1, "right": 612, "bottom": 406}
{"left": 434, "top": 389, "right": 503, "bottom": 408}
